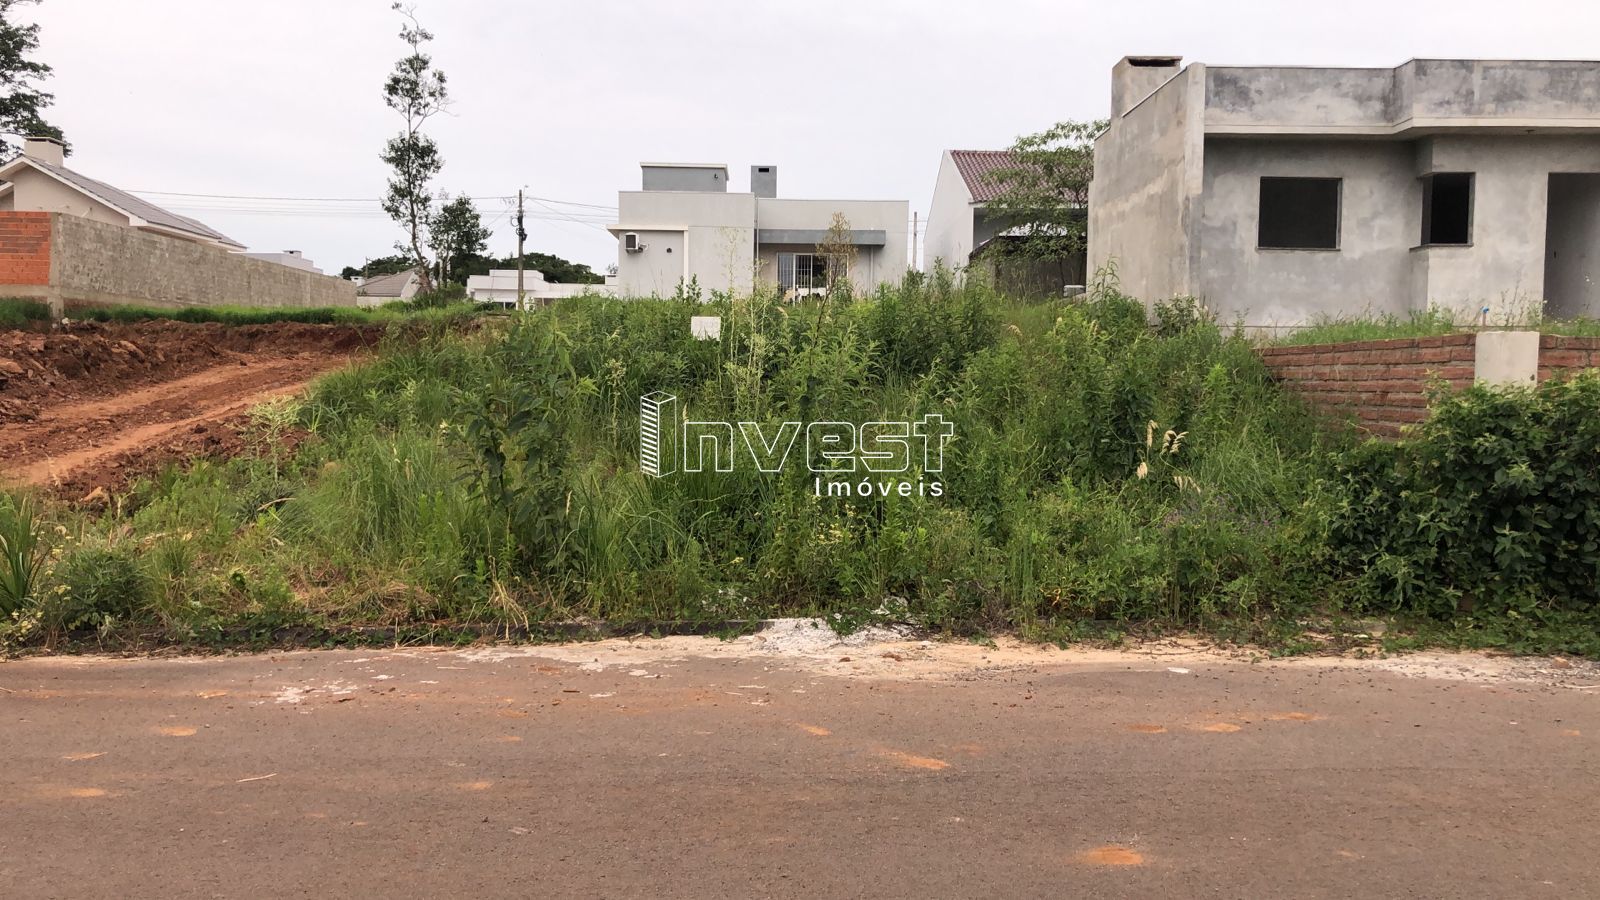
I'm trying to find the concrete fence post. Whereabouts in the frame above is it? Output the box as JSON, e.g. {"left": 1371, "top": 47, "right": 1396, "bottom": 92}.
{"left": 1473, "top": 331, "right": 1540, "bottom": 387}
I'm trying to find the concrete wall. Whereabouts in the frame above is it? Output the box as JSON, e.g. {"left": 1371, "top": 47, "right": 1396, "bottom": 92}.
{"left": 1419, "top": 135, "right": 1600, "bottom": 320}
{"left": 641, "top": 165, "right": 728, "bottom": 193}
{"left": 614, "top": 191, "right": 757, "bottom": 297}
{"left": 1545, "top": 174, "right": 1600, "bottom": 317}
{"left": 1198, "top": 138, "right": 1420, "bottom": 325}
{"left": 1204, "top": 60, "right": 1600, "bottom": 134}
{"left": 923, "top": 151, "right": 974, "bottom": 272}
{"left": 0, "top": 212, "right": 357, "bottom": 311}
{"left": 1088, "top": 63, "right": 1204, "bottom": 301}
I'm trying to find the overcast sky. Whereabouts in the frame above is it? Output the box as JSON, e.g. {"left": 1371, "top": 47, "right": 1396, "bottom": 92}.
{"left": 27, "top": 0, "right": 1600, "bottom": 275}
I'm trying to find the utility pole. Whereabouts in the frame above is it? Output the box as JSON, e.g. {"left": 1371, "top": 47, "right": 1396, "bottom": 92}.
{"left": 515, "top": 189, "right": 527, "bottom": 312}
{"left": 911, "top": 211, "right": 919, "bottom": 272}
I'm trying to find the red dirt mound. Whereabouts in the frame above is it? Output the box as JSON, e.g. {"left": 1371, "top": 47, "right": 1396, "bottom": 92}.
{"left": 0, "top": 319, "right": 379, "bottom": 494}
{"left": 0, "top": 320, "right": 382, "bottom": 423}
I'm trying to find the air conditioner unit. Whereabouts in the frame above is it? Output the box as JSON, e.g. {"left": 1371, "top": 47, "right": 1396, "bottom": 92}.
{"left": 623, "top": 232, "right": 644, "bottom": 253}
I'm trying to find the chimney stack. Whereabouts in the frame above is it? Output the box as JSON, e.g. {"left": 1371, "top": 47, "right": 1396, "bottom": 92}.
{"left": 1111, "top": 56, "right": 1182, "bottom": 117}
{"left": 22, "top": 135, "right": 65, "bottom": 167}
{"left": 751, "top": 164, "right": 777, "bottom": 199}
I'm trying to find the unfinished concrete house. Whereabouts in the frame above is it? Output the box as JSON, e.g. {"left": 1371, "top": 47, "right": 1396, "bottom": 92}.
{"left": 1088, "top": 57, "right": 1600, "bottom": 326}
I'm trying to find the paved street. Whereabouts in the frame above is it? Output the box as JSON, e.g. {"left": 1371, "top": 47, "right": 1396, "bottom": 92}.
{"left": 4, "top": 628, "right": 1598, "bottom": 898}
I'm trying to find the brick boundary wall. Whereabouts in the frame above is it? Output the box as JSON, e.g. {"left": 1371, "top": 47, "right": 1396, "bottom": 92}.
{"left": 1538, "top": 335, "right": 1600, "bottom": 382}
{"left": 0, "top": 211, "right": 52, "bottom": 287}
{"left": 0, "top": 211, "right": 355, "bottom": 312}
{"left": 1258, "top": 335, "right": 1476, "bottom": 438}
{"left": 1263, "top": 331, "right": 1600, "bottom": 438}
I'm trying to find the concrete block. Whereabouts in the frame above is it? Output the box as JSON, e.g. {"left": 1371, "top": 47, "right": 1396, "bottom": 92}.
{"left": 1473, "top": 330, "right": 1540, "bottom": 387}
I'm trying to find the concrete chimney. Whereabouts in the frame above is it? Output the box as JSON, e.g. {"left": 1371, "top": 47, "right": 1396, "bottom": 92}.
{"left": 1111, "top": 56, "right": 1182, "bottom": 117}
{"left": 22, "top": 135, "right": 65, "bottom": 167}
{"left": 751, "top": 164, "right": 777, "bottom": 199}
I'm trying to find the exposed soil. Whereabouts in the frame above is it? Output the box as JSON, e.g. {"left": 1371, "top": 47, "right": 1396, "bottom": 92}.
{"left": 0, "top": 319, "right": 379, "bottom": 496}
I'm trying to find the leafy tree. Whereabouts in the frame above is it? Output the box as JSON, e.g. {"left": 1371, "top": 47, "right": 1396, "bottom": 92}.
{"left": 339, "top": 254, "right": 419, "bottom": 281}
{"left": 458, "top": 251, "right": 603, "bottom": 284}
{"left": 982, "top": 119, "right": 1107, "bottom": 261}
{"left": 428, "top": 193, "right": 489, "bottom": 285}
{"left": 380, "top": 3, "right": 448, "bottom": 293}
{"left": 0, "top": 0, "right": 63, "bottom": 158}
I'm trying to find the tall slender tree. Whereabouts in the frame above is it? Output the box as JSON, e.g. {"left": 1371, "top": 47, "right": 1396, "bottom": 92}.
{"left": 380, "top": 3, "right": 448, "bottom": 293}
{"left": 0, "top": 0, "right": 64, "bottom": 158}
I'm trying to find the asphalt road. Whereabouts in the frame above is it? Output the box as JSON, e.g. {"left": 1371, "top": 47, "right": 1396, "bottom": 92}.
{"left": 3, "top": 633, "right": 1598, "bottom": 899}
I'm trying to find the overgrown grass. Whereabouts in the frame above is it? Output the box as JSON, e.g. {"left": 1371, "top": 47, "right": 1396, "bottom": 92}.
{"left": 0, "top": 297, "right": 52, "bottom": 328}
{"left": 6, "top": 274, "right": 1600, "bottom": 654}
{"left": 1271, "top": 308, "right": 1461, "bottom": 346}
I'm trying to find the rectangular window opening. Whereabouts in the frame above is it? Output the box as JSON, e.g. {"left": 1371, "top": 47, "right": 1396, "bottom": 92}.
{"left": 1421, "top": 172, "right": 1473, "bottom": 246}
{"left": 776, "top": 253, "right": 831, "bottom": 291}
{"left": 1258, "top": 176, "right": 1341, "bottom": 250}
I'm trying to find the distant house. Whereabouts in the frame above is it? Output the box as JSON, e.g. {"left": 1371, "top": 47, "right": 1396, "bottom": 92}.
{"left": 352, "top": 270, "right": 422, "bottom": 307}
{"left": 465, "top": 269, "right": 617, "bottom": 308}
{"left": 925, "top": 150, "right": 1020, "bottom": 272}
{"left": 1089, "top": 56, "right": 1600, "bottom": 325}
{"left": 241, "top": 250, "right": 323, "bottom": 274}
{"left": 925, "top": 149, "right": 1087, "bottom": 295}
{"left": 607, "top": 163, "right": 908, "bottom": 298}
{"left": 0, "top": 136, "right": 244, "bottom": 251}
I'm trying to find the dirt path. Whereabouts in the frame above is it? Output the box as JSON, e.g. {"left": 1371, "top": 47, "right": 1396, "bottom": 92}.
{"left": 0, "top": 351, "right": 349, "bottom": 489}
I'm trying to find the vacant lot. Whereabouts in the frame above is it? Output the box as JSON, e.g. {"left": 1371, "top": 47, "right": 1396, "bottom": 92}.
{"left": 3, "top": 631, "right": 1598, "bottom": 898}
{"left": 0, "top": 319, "right": 379, "bottom": 496}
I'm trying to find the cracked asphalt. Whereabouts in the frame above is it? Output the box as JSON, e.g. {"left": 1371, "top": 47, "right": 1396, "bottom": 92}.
{"left": 3, "top": 637, "right": 1597, "bottom": 898}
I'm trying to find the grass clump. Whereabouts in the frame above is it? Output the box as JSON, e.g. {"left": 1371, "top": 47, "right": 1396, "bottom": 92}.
{"left": 0, "top": 297, "right": 51, "bottom": 328}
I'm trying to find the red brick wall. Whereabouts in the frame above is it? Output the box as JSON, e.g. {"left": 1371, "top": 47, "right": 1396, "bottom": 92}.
{"left": 1258, "top": 335, "right": 1476, "bottom": 438}
{"left": 1537, "top": 335, "right": 1600, "bottom": 382}
{"left": 0, "top": 211, "right": 52, "bottom": 286}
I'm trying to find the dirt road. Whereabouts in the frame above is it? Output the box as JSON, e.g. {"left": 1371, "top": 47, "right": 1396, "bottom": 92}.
{"left": 0, "top": 320, "right": 376, "bottom": 493}
{"left": 4, "top": 627, "right": 1597, "bottom": 898}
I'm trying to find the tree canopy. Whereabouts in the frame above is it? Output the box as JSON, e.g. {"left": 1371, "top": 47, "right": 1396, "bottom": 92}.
{"left": 981, "top": 119, "right": 1107, "bottom": 261}
{"left": 0, "top": 0, "right": 63, "bottom": 158}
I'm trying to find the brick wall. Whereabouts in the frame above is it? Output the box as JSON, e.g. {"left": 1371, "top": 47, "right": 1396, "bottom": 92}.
{"left": 0, "top": 211, "right": 51, "bottom": 286}
{"left": 1258, "top": 335, "right": 1476, "bottom": 438}
{"left": 1538, "top": 335, "right": 1600, "bottom": 382}
{"left": 0, "top": 211, "right": 356, "bottom": 310}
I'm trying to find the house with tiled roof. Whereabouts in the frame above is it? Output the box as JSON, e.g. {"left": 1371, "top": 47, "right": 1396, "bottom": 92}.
{"left": 0, "top": 136, "right": 244, "bottom": 251}
{"left": 924, "top": 149, "right": 1018, "bottom": 272}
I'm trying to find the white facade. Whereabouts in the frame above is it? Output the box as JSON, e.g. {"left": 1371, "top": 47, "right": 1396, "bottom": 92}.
{"left": 608, "top": 163, "right": 908, "bottom": 298}
{"left": 240, "top": 250, "right": 322, "bottom": 274}
{"left": 465, "top": 269, "right": 618, "bottom": 307}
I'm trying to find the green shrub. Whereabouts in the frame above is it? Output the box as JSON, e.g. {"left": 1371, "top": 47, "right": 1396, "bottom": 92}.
{"left": 50, "top": 546, "right": 151, "bottom": 631}
{"left": 1327, "top": 373, "right": 1600, "bottom": 616}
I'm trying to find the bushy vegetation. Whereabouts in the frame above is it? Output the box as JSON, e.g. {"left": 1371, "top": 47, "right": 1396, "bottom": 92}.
{"left": 1326, "top": 375, "right": 1600, "bottom": 653}
{"left": 0, "top": 297, "right": 52, "bottom": 327}
{"left": 4, "top": 277, "right": 1600, "bottom": 654}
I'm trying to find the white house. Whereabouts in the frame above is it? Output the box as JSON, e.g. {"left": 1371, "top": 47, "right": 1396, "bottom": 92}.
{"left": 352, "top": 269, "right": 422, "bottom": 307}
{"left": 465, "top": 269, "right": 617, "bottom": 307}
{"left": 0, "top": 136, "right": 244, "bottom": 251}
{"left": 924, "top": 149, "right": 1021, "bottom": 272}
{"left": 607, "top": 163, "right": 908, "bottom": 298}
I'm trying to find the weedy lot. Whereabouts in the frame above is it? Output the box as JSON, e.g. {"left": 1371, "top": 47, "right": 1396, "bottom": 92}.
{"left": 1, "top": 277, "right": 1599, "bottom": 655}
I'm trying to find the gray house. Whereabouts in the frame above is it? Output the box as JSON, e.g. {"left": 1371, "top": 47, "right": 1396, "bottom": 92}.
{"left": 1088, "top": 57, "right": 1600, "bottom": 326}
